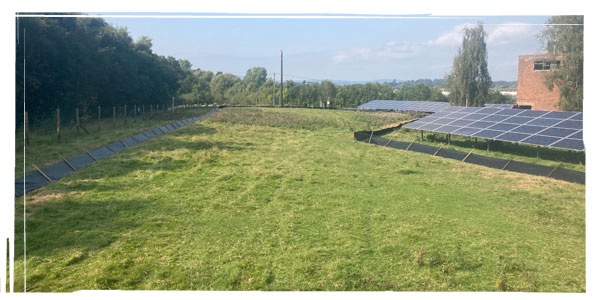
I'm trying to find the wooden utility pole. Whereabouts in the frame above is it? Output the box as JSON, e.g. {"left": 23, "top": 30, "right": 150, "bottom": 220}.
{"left": 25, "top": 111, "right": 30, "bottom": 145}
{"left": 56, "top": 108, "right": 60, "bottom": 141}
{"left": 280, "top": 50, "right": 283, "bottom": 107}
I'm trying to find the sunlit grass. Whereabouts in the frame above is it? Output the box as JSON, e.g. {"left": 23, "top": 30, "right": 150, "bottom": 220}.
{"left": 13, "top": 108, "right": 585, "bottom": 292}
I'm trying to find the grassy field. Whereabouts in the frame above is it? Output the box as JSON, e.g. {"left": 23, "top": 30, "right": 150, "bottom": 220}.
{"left": 13, "top": 107, "right": 585, "bottom": 292}
{"left": 15, "top": 107, "right": 213, "bottom": 178}
{"left": 379, "top": 125, "right": 585, "bottom": 172}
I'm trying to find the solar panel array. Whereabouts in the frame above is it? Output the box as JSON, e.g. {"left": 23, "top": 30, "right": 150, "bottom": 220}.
{"left": 404, "top": 106, "right": 584, "bottom": 151}
{"left": 359, "top": 100, "right": 451, "bottom": 112}
{"left": 15, "top": 108, "right": 220, "bottom": 196}
{"left": 358, "top": 100, "right": 514, "bottom": 112}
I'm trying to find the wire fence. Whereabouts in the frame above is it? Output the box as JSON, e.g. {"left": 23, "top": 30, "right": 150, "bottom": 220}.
{"left": 15, "top": 108, "right": 219, "bottom": 197}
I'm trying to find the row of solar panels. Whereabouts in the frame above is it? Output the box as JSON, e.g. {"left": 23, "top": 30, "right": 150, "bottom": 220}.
{"left": 358, "top": 100, "right": 514, "bottom": 113}
{"left": 404, "top": 106, "right": 584, "bottom": 151}
{"left": 15, "top": 109, "right": 218, "bottom": 196}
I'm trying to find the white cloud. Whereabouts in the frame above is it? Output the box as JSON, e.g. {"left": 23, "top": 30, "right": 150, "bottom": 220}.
{"left": 487, "top": 23, "right": 538, "bottom": 45}
{"left": 332, "top": 41, "right": 422, "bottom": 63}
{"left": 426, "top": 23, "right": 477, "bottom": 47}
{"left": 332, "top": 22, "right": 541, "bottom": 64}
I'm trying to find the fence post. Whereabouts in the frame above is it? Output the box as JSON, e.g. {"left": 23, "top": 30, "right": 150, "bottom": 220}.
{"left": 156, "top": 103, "right": 158, "bottom": 112}
{"left": 75, "top": 107, "right": 80, "bottom": 133}
{"left": 56, "top": 108, "right": 61, "bottom": 141}
{"left": 134, "top": 104, "right": 137, "bottom": 122}
{"left": 25, "top": 111, "right": 30, "bottom": 145}
{"left": 113, "top": 106, "right": 116, "bottom": 129}
{"left": 98, "top": 106, "right": 101, "bottom": 130}
{"left": 150, "top": 104, "right": 153, "bottom": 113}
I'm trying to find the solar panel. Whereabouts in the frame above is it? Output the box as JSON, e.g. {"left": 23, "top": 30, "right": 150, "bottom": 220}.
{"left": 404, "top": 106, "right": 584, "bottom": 151}
{"left": 358, "top": 100, "right": 516, "bottom": 113}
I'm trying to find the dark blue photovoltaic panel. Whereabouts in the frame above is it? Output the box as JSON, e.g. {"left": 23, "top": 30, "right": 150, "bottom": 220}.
{"left": 472, "top": 129, "right": 503, "bottom": 139}
{"left": 527, "top": 118, "right": 562, "bottom": 127}
{"left": 133, "top": 133, "right": 148, "bottom": 142}
{"left": 538, "top": 127, "right": 578, "bottom": 138}
{"left": 152, "top": 128, "right": 163, "bottom": 135}
{"left": 468, "top": 121, "right": 495, "bottom": 129}
{"left": 554, "top": 120, "right": 582, "bottom": 130}
{"left": 481, "top": 114, "right": 509, "bottom": 122}
{"left": 436, "top": 125, "right": 461, "bottom": 133}
{"left": 443, "top": 106, "right": 464, "bottom": 112}
{"left": 394, "top": 102, "right": 584, "bottom": 151}
{"left": 544, "top": 111, "right": 578, "bottom": 119}
{"left": 462, "top": 113, "right": 488, "bottom": 121}
{"left": 496, "top": 132, "right": 529, "bottom": 142}
{"left": 512, "top": 125, "right": 545, "bottom": 134}
{"left": 404, "top": 121, "right": 428, "bottom": 129}
{"left": 495, "top": 109, "right": 522, "bottom": 116}
{"left": 122, "top": 137, "right": 138, "bottom": 147}
{"left": 431, "top": 112, "right": 452, "bottom": 118}
{"left": 488, "top": 123, "right": 519, "bottom": 131}
{"left": 521, "top": 135, "right": 561, "bottom": 146}
{"left": 568, "top": 130, "right": 583, "bottom": 140}
{"left": 503, "top": 116, "right": 534, "bottom": 124}
{"left": 66, "top": 153, "right": 95, "bottom": 170}
{"left": 107, "top": 141, "right": 126, "bottom": 153}
{"left": 551, "top": 139, "right": 584, "bottom": 150}
{"left": 446, "top": 112, "right": 469, "bottom": 119}
{"left": 40, "top": 161, "right": 74, "bottom": 181}
{"left": 459, "top": 107, "right": 485, "bottom": 113}
{"left": 570, "top": 113, "right": 583, "bottom": 120}
{"left": 419, "top": 123, "right": 444, "bottom": 131}
{"left": 143, "top": 130, "right": 157, "bottom": 138}
{"left": 431, "top": 118, "right": 455, "bottom": 125}
{"left": 453, "top": 127, "right": 481, "bottom": 136}
{"left": 89, "top": 146, "right": 113, "bottom": 160}
{"left": 477, "top": 107, "right": 502, "bottom": 114}
{"left": 448, "top": 119, "right": 474, "bottom": 127}
{"left": 516, "top": 110, "right": 549, "bottom": 117}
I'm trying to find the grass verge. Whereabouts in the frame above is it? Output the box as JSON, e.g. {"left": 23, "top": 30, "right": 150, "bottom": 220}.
{"left": 15, "top": 107, "right": 213, "bottom": 178}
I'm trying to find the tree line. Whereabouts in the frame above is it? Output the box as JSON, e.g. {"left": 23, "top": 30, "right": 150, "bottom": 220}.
{"left": 16, "top": 16, "right": 522, "bottom": 128}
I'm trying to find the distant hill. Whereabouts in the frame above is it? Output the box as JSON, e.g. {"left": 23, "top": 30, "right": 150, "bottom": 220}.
{"left": 296, "top": 78, "right": 517, "bottom": 88}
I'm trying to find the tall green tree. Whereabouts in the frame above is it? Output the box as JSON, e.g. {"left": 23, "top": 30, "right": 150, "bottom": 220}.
{"left": 539, "top": 16, "right": 583, "bottom": 112}
{"left": 445, "top": 24, "right": 492, "bottom": 107}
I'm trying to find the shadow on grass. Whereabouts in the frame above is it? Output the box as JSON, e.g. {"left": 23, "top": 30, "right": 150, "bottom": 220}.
{"left": 14, "top": 198, "right": 149, "bottom": 260}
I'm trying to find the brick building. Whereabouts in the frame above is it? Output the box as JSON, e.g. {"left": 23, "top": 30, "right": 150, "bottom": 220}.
{"left": 516, "top": 54, "right": 561, "bottom": 111}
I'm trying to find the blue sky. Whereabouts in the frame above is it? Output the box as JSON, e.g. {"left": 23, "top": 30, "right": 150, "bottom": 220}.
{"left": 105, "top": 14, "right": 551, "bottom": 82}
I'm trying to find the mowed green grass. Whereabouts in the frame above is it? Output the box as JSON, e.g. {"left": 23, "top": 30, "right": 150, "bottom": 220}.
{"left": 13, "top": 108, "right": 585, "bottom": 292}
{"left": 15, "top": 107, "right": 213, "bottom": 178}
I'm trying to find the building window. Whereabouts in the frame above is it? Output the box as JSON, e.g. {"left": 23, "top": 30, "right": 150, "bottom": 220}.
{"left": 534, "top": 60, "right": 560, "bottom": 71}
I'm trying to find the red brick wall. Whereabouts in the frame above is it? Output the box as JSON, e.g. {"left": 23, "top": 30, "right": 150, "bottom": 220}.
{"left": 516, "top": 54, "right": 561, "bottom": 111}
